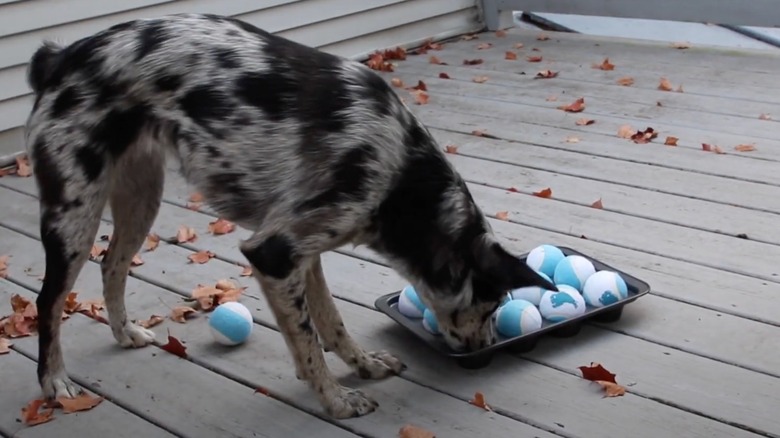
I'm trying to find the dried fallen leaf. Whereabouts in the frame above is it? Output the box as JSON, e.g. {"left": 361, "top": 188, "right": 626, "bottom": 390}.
{"left": 64, "top": 292, "right": 80, "bottom": 314}
{"left": 504, "top": 51, "right": 518, "bottom": 60}
{"left": 240, "top": 265, "right": 253, "bottom": 277}
{"left": 596, "top": 380, "right": 627, "bottom": 397}
{"left": 526, "top": 55, "right": 543, "bottom": 62}
{"left": 616, "top": 76, "right": 634, "bottom": 86}
{"left": 759, "top": 113, "right": 772, "bottom": 120}
{"left": 444, "top": 145, "right": 458, "bottom": 154}
{"left": 16, "top": 155, "right": 32, "bottom": 177}
{"left": 365, "top": 53, "right": 394, "bottom": 72}
{"left": 593, "top": 58, "right": 615, "bottom": 70}
{"left": 188, "top": 192, "right": 204, "bottom": 203}
{"left": 534, "top": 69, "right": 558, "bottom": 79}
{"left": 254, "top": 386, "right": 271, "bottom": 396}
{"left": 565, "top": 136, "right": 580, "bottom": 143}
{"left": 170, "top": 306, "right": 197, "bottom": 323}
{"left": 188, "top": 250, "right": 215, "bottom": 264}
{"left": 533, "top": 188, "right": 553, "bottom": 198}
{"left": 176, "top": 226, "right": 197, "bottom": 243}
{"left": 658, "top": 77, "right": 674, "bottom": 91}
{"left": 130, "top": 254, "right": 144, "bottom": 266}
{"left": 557, "top": 97, "right": 585, "bottom": 113}
{"left": 630, "top": 127, "right": 658, "bottom": 144}
{"left": 0, "top": 255, "right": 9, "bottom": 279}
{"left": 579, "top": 362, "right": 617, "bottom": 383}
{"left": 208, "top": 218, "right": 235, "bottom": 235}
{"left": 428, "top": 55, "right": 446, "bottom": 65}
{"left": 21, "top": 399, "right": 55, "bottom": 426}
{"left": 507, "top": 187, "right": 519, "bottom": 193}
{"left": 160, "top": 330, "right": 187, "bottom": 358}
{"left": 411, "top": 90, "right": 429, "bottom": 105}
{"left": 468, "top": 391, "right": 491, "bottom": 411}
{"left": 462, "top": 58, "right": 483, "bottom": 65}
{"left": 0, "top": 337, "right": 12, "bottom": 354}
{"left": 191, "top": 285, "right": 223, "bottom": 311}
{"left": 537, "top": 33, "right": 550, "bottom": 41}
{"left": 670, "top": 41, "right": 691, "bottom": 49}
{"left": 576, "top": 118, "right": 595, "bottom": 126}
{"left": 495, "top": 211, "right": 509, "bottom": 221}
{"left": 438, "top": 72, "right": 451, "bottom": 79}
{"left": 591, "top": 198, "right": 604, "bottom": 209}
{"left": 472, "top": 76, "right": 489, "bottom": 83}
{"left": 617, "top": 125, "right": 635, "bottom": 139}
{"left": 461, "top": 34, "right": 479, "bottom": 41}
{"left": 495, "top": 30, "right": 507, "bottom": 37}
{"left": 137, "top": 314, "right": 164, "bottom": 329}
{"left": 476, "top": 43, "right": 492, "bottom": 50}
{"left": 701, "top": 143, "right": 725, "bottom": 154}
{"left": 390, "top": 78, "right": 404, "bottom": 88}
{"left": 664, "top": 136, "right": 679, "bottom": 146}
{"left": 399, "top": 424, "right": 436, "bottom": 438}
{"left": 143, "top": 233, "right": 161, "bottom": 252}
{"left": 56, "top": 392, "right": 104, "bottom": 413}
{"left": 89, "top": 245, "right": 106, "bottom": 260}
{"left": 513, "top": 42, "right": 525, "bottom": 49}
{"left": 734, "top": 144, "right": 757, "bottom": 152}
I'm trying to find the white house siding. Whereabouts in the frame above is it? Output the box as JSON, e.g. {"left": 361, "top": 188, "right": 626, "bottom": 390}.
{"left": 0, "top": 0, "right": 482, "bottom": 156}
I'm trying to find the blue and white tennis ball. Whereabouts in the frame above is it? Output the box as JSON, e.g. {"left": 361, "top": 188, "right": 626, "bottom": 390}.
{"left": 495, "top": 299, "right": 543, "bottom": 338}
{"left": 582, "top": 270, "right": 629, "bottom": 307}
{"left": 509, "top": 271, "right": 553, "bottom": 305}
{"left": 422, "top": 308, "right": 440, "bottom": 335}
{"left": 209, "top": 302, "right": 253, "bottom": 346}
{"left": 398, "top": 285, "right": 427, "bottom": 318}
{"left": 539, "top": 285, "right": 586, "bottom": 322}
{"left": 525, "top": 244, "right": 566, "bottom": 278}
{"left": 553, "top": 255, "right": 596, "bottom": 291}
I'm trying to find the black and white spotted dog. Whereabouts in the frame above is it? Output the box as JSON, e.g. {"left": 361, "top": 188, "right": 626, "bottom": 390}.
{"left": 24, "top": 13, "right": 556, "bottom": 418}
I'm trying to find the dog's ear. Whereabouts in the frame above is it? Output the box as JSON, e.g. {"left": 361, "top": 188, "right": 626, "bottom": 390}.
{"left": 472, "top": 235, "right": 558, "bottom": 293}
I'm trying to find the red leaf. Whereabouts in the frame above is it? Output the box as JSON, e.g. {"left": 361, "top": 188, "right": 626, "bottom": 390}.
{"left": 495, "top": 211, "right": 509, "bottom": 221}
{"left": 161, "top": 330, "right": 187, "bottom": 358}
{"left": 407, "top": 80, "right": 427, "bottom": 91}
{"left": 438, "top": 72, "right": 451, "bottom": 79}
{"left": 254, "top": 386, "right": 271, "bottom": 396}
{"left": 557, "top": 97, "right": 585, "bottom": 112}
{"left": 526, "top": 55, "right": 543, "bottom": 62}
{"left": 533, "top": 188, "right": 553, "bottom": 198}
{"left": 616, "top": 76, "right": 635, "bottom": 86}
{"left": 444, "top": 145, "right": 458, "bottom": 154}
{"left": 462, "top": 59, "right": 484, "bottom": 65}
{"left": 468, "top": 391, "right": 492, "bottom": 411}
{"left": 507, "top": 187, "right": 519, "bottom": 193}
{"left": 505, "top": 51, "right": 518, "bottom": 60}
{"left": 187, "top": 250, "right": 215, "bottom": 264}
{"left": 664, "top": 136, "right": 679, "bottom": 146}
{"left": 55, "top": 392, "right": 104, "bottom": 413}
{"left": 578, "top": 362, "right": 617, "bottom": 383}
{"left": 590, "top": 198, "right": 604, "bottom": 209}
{"left": 21, "top": 399, "right": 55, "bottom": 426}
{"left": 399, "top": 424, "right": 436, "bottom": 438}
{"left": 593, "top": 58, "right": 615, "bottom": 70}
{"left": 208, "top": 218, "right": 236, "bottom": 235}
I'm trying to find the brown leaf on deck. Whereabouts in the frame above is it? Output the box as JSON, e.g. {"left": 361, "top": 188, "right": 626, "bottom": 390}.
{"left": 534, "top": 70, "right": 558, "bottom": 79}
{"left": 0, "top": 255, "right": 9, "bottom": 279}
{"left": 758, "top": 113, "right": 771, "bottom": 120}
{"left": 15, "top": 155, "right": 33, "bottom": 177}
{"left": 462, "top": 58, "right": 484, "bottom": 65}
{"left": 596, "top": 380, "right": 627, "bottom": 397}
{"left": 565, "top": 136, "right": 580, "bottom": 143}
{"left": 240, "top": 265, "right": 253, "bottom": 277}
{"left": 188, "top": 192, "right": 204, "bottom": 203}
{"left": 537, "top": 33, "right": 550, "bottom": 41}
{"left": 145, "top": 233, "right": 161, "bottom": 252}
{"left": 578, "top": 362, "right": 617, "bottom": 383}
{"left": 170, "top": 306, "right": 197, "bottom": 323}
{"left": 130, "top": 254, "right": 144, "bottom": 266}
{"left": 617, "top": 125, "right": 635, "bottom": 139}
{"left": 476, "top": 42, "right": 492, "bottom": 50}
{"left": 533, "top": 188, "right": 553, "bottom": 198}
{"left": 526, "top": 55, "right": 543, "bottom": 62}
{"left": 545, "top": 95, "right": 558, "bottom": 102}
{"left": 428, "top": 55, "right": 446, "bottom": 65}
{"left": 56, "top": 392, "right": 104, "bottom": 414}
{"left": 0, "top": 337, "right": 12, "bottom": 354}
{"left": 658, "top": 77, "right": 674, "bottom": 91}
{"left": 630, "top": 127, "right": 658, "bottom": 144}
{"left": 161, "top": 330, "right": 187, "bottom": 358}
{"left": 504, "top": 51, "right": 518, "bottom": 60}
{"left": 406, "top": 80, "right": 427, "bottom": 91}
{"left": 576, "top": 118, "right": 595, "bottom": 126}
{"left": 702, "top": 143, "right": 725, "bottom": 154}
{"left": 438, "top": 72, "right": 451, "bottom": 79}
{"left": 399, "top": 424, "right": 436, "bottom": 438}
{"left": 411, "top": 90, "right": 429, "bottom": 105}
{"left": 670, "top": 41, "right": 691, "bottom": 49}
{"left": 664, "top": 136, "right": 679, "bottom": 146}
{"left": 734, "top": 144, "right": 757, "bottom": 152}
{"left": 461, "top": 34, "right": 479, "bottom": 41}
{"left": 137, "top": 314, "right": 165, "bottom": 329}
{"left": 472, "top": 76, "right": 489, "bottom": 83}
{"left": 208, "top": 218, "right": 236, "bottom": 235}
{"left": 188, "top": 250, "right": 216, "bottom": 264}
{"left": 390, "top": 78, "right": 404, "bottom": 88}
{"left": 590, "top": 198, "right": 604, "bottom": 209}
{"left": 616, "top": 76, "right": 634, "bottom": 86}
{"left": 507, "top": 187, "right": 519, "bottom": 193}
{"left": 21, "top": 399, "right": 55, "bottom": 426}
{"left": 593, "top": 58, "right": 615, "bottom": 70}
{"left": 495, "top": 30, "right": 507, "bottom": 37}
{"left": 468, "top": 391, "right": 492, "bottom": 411}
{"left": 176, "top": 226, "right": 198, "bottom": 243}
{"left": 64, "top": 292, "right": 80, "bottom": 314}
{"left": 444, "top": 145, "right": 458, "bottom": 154}
{"left": 557, "top": 97, "right": 585, "bottom": 113}
{"left": 495, "top": 211, "right": 509, "bottom": 221}
{"left": 89, "top": 245, "right": 106, "bottom": 260}
{"left": 365, "top": 53, "right": 394, "bottom": 72}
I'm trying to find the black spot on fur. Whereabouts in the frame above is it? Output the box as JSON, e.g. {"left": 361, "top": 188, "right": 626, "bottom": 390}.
{"left": 155, "top": 74, "right": 182, "bottom": 92}
{"left": 75, "top": 146, "right": 104, "bottom": 182}
{"left": 94, "top": 80, "right": 128, "bottom": 107}
{"left": 90, "top": 104, "right": 151, "bottom": 158}
{"left": 299, "top": 318, "right": 313, "bottom": 333}
{"left": 234, "top": 72, "right": 294, "bottom": 122}
{"left": 28, "top": 42, "right": 62, "bottom": 93}
{"left": 357, "top": 366, "right": 373, "bottom": 379}
{"left": 31, "top": 139, "right": 64, "bottom": 207}
{"left": 296, "top": 144, "right": 376, "bottom": 211}
{"left": 50, "top": 87, "right": 82, "bottom": 118}
{"left": 136, "top": 20, "right": 166, "bottom": 61}
{"left": 293, "top": 296, "right": 305, "bottom": 310}
{"left": 404, "top": 123, "right": 432, "bottom": 150}
{"left": 241, "top": 234, "right": 297, "bottom": 279}
{"left": 355, "top": 69, "right": 394, "bottom": 116}
{"left": 205, "top": 146, "right": 222, "bottom": 158}
{"left": 179, "top": 85, "right": 233, "bottom": 135}
{"left": 213, "top": 47, "right": 241, "bottom": 69}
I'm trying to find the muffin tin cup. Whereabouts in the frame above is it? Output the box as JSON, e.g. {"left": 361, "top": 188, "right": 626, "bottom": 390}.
{"left": 374, "top": 246, "right": 651, "bottom": 369}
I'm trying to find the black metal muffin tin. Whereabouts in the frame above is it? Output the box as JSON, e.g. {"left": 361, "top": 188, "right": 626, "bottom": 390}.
{"left": 375, "top": 246, "right": 651, "bottom": 369}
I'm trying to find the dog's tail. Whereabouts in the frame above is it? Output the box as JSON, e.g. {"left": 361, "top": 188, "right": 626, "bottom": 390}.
{"left": 27, "top": 40, "right": 63, "bottom": 94}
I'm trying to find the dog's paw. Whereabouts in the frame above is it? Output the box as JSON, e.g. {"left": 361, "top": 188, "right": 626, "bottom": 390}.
{"left": 41, "top": 371, "right": 80, "bottom": 399}
{"left": 356, "top": 350, "right": 406, "bottom": 380}
{"left": 323, "top": 385, "right": 378, "bottom": 419}
{"left": 115, "top": 323, "right": 156, "bottom": 348}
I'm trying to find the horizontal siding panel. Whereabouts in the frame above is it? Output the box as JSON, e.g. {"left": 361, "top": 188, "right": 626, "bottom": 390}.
{"left": 0, "top": 0, "right": 174, "bottom": 38}
{"left": 0, "top": 0, "right": 481, "bottom": 138}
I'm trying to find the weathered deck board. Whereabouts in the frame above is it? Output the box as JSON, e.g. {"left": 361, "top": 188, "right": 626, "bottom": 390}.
{"left": 0, "top": 343, "right": 175, "bottom": 438}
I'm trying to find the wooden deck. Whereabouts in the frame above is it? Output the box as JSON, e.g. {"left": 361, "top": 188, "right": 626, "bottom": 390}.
{"left": 2, "top": 27, "right": 780, "bottom": 438}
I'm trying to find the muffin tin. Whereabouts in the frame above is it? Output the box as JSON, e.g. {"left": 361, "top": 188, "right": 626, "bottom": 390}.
{"left": 374, "top": 246, "right": 651, "bottom": 369}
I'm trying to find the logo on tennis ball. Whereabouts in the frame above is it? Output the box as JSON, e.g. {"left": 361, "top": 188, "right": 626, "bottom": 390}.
{"left": 550, "top": 292, "right": 579, "bottom": 308}
{"left": 598, "top": 290, "right": 619, "bottom": 306}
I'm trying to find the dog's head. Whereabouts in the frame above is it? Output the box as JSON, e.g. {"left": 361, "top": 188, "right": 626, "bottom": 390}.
{"left": 412, "top": 232, "right": 557, "bottom": 351}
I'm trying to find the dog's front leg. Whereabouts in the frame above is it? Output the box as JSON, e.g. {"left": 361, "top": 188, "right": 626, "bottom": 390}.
{"left": 305, "top": 256, "right": 405, "bottom": 379}
{"left": 240, "top": 235, "right": 379, "bottom": 419}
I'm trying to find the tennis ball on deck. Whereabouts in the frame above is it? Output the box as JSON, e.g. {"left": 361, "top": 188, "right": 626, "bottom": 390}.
{"left": 209, "top": 302, "right": 253, "bottom": 346}
{"left": 539, "top": 285, "right": 586, "bottom": 322}
{"left": 398, "top": 285, "right": 427, "bottom": 318}
{"left": 553, "top": 255, "right": 596, "bottom": 291}
{"left": 509, "top": 271, "right": 553, "bottom": 305}
{"left": 582, "top": 270, "right": 629, "bottom": 307}
{"left": 495, "top": 299, "right": 543, "bottom": 338}
{"left": 422, "top": 308, "right": 440, "bottom": 335}
{"left": 525, "top": 244, "right": 566, "bottom": 278}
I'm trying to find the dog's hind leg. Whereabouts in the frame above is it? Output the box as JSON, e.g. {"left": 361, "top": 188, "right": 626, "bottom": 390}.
{"left": 30, "top": 138, "right": 111, "bottom": 399}
{"left": 305, "top": 256, "right": 405, "bottom": 379}
{"left": 100, "top": 146, "right": 164, "bottom": 348}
